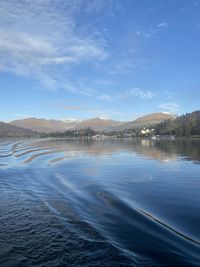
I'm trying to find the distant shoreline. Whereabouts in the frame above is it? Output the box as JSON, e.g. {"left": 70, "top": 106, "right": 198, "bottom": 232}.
{"left": 1, "top": 135, "right": 200, "bottom": 140}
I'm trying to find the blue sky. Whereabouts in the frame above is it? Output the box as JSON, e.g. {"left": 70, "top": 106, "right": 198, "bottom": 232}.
{"left": 0, "top": 0, "right": 200, "bottom": 122}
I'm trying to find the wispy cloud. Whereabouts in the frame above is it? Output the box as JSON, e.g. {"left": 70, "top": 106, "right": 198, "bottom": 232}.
{"left": 128, "top": 88, "right": 155, "bottom": 99}
{"left": 164, "top": 90, "right": 174, "bottom": 100}
{"left": 0, "top": 0, "right": 109, "bottom": 94}
{"left": 117, "top": 88, "right": 155, "bottom": 99}
{"left": 157, "top": 21, "right": 168, "bottom": 28}
{"left": 159, "top": 102, "right": 180, "bottom": 113}
{"left": 109, "top": 59, "right": 136, "bottom": 74}
{"left": 98, "top": 87, "right": 155, "bottom": 102}
{"left": 109, "top": 54, "right": 147, "bottom": 75}
{"left": 136, "top": 20, "right": 168, "bottom": 38}
{"left": 98, "top": 94, "right": 113, "bottom": 102}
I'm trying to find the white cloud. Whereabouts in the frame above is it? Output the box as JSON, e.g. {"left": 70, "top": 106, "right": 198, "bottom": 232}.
{"left": 98, "top": 88, "right": 155, "bottom": 103}
{"left": 159, "top": 102, "right": 180, "bottom": 113}
{"left": 109, "top": 60, "right": 136, "bottom": 74}
{"left": 0, "top": 0, "right": 108, "bottom": 94}
{"left": 136, "top": 20, "right": 168, "bottom": 38}
{"left": 157, "top": 21, "right": 168, "bottom": 28}
{"left": 164, "top": 90, "right": 174, "bottom": 100}
{"left": 117, "top": 88, "right": 155, "bottom": 99}
{"left": 109, "top": 54, "right": 147, "bottom": 75}
{"left": 98, "top": 94, "right": 113, "bottom": 101}
{"left": 129, "top": 88, "right": 155, "bottom": 99}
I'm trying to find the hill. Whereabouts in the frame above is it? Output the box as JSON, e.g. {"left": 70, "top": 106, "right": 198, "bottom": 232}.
{"left": 0, "top": 121, "right": 38, "bottom": 138}
{"left": 154, "top": 110, "right": 200, "bottom": 137}
{"left": 9, "top": 117, "right": 124, "bottom": 133}
{"left": 10, "top": 118, "right": 79, "bottom": 133}
{"left": 118, "top": 112, "right": 176, "bottom": 130}
{"left": 73, "top": 118, "right": 124, "bottom": 132}
{"left": 8, "top": 113, "right": 176, "bottom": 134}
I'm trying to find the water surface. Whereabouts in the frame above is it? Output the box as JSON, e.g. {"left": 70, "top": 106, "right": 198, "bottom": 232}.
{"left": 0, "top": 138, "right": 200, "bottom": 266}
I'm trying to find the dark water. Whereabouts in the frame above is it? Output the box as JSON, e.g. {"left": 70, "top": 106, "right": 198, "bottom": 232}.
{"left": 0, "top": 138, "right": 200, "bottom": 267}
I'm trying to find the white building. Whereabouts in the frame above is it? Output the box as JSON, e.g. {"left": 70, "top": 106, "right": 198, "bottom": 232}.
{"left": 141, "top": 128, "right": 154, "bottom": 135}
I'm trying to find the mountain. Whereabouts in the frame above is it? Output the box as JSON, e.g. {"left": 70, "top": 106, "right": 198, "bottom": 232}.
{"left": 73, "top": 118, "right": 125, "bottom": 132}
{"left": 0, "top": 121, "right": 37, "bottom": 138}
{"left": 64, "top": 113, "right": 175, "bottom": 132}
{"left": 133, "top": 112, "right": 176, "bottom": 124}
{"left": 10, "top": 118, "right": 79, "bottom": 133}
{"left": 9, "top": 113, "right": 176, "bottom": 134}
{"left": 119, "top": 112, "right": 176, "bottom": 130}
{"left": 10, "top": 117, "right": 124, "bottom": 133}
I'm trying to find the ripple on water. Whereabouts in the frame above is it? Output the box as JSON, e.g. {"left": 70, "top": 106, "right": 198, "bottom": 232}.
{"left": 0, "top": 138, "right": 200, "bottom": 266}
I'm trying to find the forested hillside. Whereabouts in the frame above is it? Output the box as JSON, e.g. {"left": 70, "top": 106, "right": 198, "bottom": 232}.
{"left": 154, "top": 110, "right": 200, "bottom": 137}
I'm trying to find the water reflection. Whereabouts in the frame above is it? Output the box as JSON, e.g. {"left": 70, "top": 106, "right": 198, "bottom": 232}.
{"left": 22, "top": 138, "right": 200, "bottom": 164}
{"left": 0, "top": 138, "right": 200, "bottom": 167}
{"left": 0, "top": 138, "right": 199, "bottom": 166}
{"left": 0, "top": 138, "right": 200, "bottom": 266}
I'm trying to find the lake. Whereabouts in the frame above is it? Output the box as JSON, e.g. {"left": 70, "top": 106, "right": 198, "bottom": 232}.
{"left": 0, "top": 138, "right": 200, "bottom": 266}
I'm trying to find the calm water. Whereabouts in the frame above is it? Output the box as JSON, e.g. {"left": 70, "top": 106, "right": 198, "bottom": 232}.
{"left": 0, "top": 138, "right": 200, "bottom": 267}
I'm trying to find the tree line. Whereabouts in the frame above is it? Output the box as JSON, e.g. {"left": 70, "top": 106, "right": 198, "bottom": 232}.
{"left": 154, "top": 110, "right": 200, "bottom": 137}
